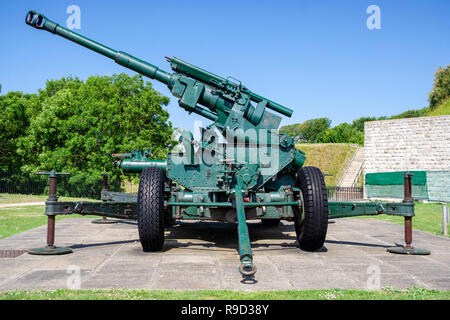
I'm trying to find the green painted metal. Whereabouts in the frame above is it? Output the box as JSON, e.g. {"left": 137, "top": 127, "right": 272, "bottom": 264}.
{"left": 366, "top": 171, "right": 427, "bottom": 185}
{"left": 40, "top": 197, "right": 407, "bottom": 219}
{"left": 25, "top": 11, "right": 305, "bottom": 193}
{"left": 234, "top": 185, "right": 256, "bottom": 276}
{"left": 26, "top": 10, "right": 425, "bottom": 277}
{"left": 119, "top": 150, "right": 167, "bottom": 172}
{"left": 121, "top": 160, "right": 167, "bottom": 172}
{"left": 91, "top": 218, "right": 119, "bottom": 224}
{"left": 387, "top": 247, "right": 431, "bottom": 255}
{"left": 366, "top": 184, "right": 429, "bottom": 200}
{"left": 100, "top": 191, "right": 138, "bottom": 202}
{"left": 165, "top": 201, "right": 298, "bottom": 207}
{"left": 328, "top": 201, "right": 415, "bottom": 218}
{"left": 25, "top": 11, "right": 292, "bottom": 130}
{"left": 169, "top": 57, "right": 293, "bottom": 117}
{"left": 44, "top": 200, "right": 137, "bottom": 220}
{"left": 28, "top": 246, "right": 73, "bottom": 255}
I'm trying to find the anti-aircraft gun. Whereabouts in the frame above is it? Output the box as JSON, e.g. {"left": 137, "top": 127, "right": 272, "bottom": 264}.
{"left": 25, "top": 11, "right": 425, "bottom": 278}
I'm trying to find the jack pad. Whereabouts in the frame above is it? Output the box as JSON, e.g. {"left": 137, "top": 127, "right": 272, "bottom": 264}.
{"left": 28, "top": 246, "right": 73, "bottom": 255}
{"left": 91, "top": 218, "right": 118, "bottom": 224}
{"left": 387, "top": 246, "right": 430, "bottom": 255}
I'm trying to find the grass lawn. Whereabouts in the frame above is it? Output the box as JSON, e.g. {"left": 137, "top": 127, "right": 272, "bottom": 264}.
{"left": 0, "top": 206, "right": 70, "bottom": 239}
{"left": 357, "top": 202, "right": 450, "bottom": 237}
{"left": 0, "top": 205, "right": 100, "bottom": 240}
{"left": 0, "top": 194, "right": 99, "bottom": 239}
{"left": 0, "top": 287, "right": 449, "bottom": 300}
{"left": 0, "top": 193, "right": 94, "bottom": 204}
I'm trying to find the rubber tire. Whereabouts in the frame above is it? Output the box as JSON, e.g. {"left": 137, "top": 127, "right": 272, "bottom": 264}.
{"left": 295, "top": 166, "right": 329, "bottom": 251}
{"left": 137, "top": 167, "right": 165, "bottom": 252}
{"left": 261, "top": 219, "right": 280, "bottom": 227}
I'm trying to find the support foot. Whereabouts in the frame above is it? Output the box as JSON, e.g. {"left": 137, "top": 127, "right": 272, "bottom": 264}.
{"left": 239, "top": 262, "right": 257, "bottom": 276}
{"left": 387, "top": 246, "right": 430, "bottom": 255}
{"left": 91, "top": 218, "right": 118, "bottom": 224}
{"left": 28, "top": 246, "right": 73, "bottom": 255}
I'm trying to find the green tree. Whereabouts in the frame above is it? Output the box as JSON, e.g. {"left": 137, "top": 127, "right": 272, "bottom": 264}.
{"left": 429, "top": 65, "right": 450, "bottom": 109}
{"left": 318, "top": 122, "right": 364, "bottom": 145}
{"left": 279, "top": 123, "right": 301, "bottom": 142}
{"left": 280, "top": 117, "right": 331, "bottom": 143}
{"left": 17, "top": 73, "right": 173, "bottom": 196}
{"left": 0, "top": 92, "right": 37, "bottom": 170}
{"left": 351, "top": 117, "right": 377, "bottom": 132}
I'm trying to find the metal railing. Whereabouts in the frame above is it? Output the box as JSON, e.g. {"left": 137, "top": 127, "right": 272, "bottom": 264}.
{"left": 327, "top": 186, "right": 364, "bottom": 202}
{"left": 351, "top": 160, "right": 364, "bottom": 188}
{"left": 0, "top": 170, "right": 75, "bottom": 196}
{"left": 0, "top": 170, "right": 48, "bottom": 195}
{"left": 2, "top": 170, "right": 364, "bottom": 202}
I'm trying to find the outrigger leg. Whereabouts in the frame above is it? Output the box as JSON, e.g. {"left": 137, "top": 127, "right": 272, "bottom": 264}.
{"left": 234, "top": 186, "right": 257, "bottom": 277}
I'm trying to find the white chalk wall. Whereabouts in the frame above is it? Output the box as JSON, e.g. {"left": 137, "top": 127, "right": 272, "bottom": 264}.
{"left": 364, "top": 115, "right": 450, "bottom": 174}
{"left": 364, "top": 115, "right": 450, "bottom": 202}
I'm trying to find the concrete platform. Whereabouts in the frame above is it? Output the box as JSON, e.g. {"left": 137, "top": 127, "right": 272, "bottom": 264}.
{"left": 0, "top": 218, "right": 449, "bottom": 291}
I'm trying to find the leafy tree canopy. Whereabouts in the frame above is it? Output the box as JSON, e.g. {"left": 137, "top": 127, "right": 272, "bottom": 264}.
{"left": 280, "top": 117, "right": 331, "bottom": 143}
{"left": 317, "top": 122, "right": 364, "bottom": 145}
{"left": 0, "top": 92, "right": 37, "bottom": 170}
{"left": 14, "top": 73, "right": 172, "bottom": 196}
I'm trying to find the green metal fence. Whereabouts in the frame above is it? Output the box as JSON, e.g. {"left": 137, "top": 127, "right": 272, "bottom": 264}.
{"left": 365, "top": 171, "right": 450, "bottom": 202}
{"left": 366, "top": 184, "right": 428, "bottom": 199}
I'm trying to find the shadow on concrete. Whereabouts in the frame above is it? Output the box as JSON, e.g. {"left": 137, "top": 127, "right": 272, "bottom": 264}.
{"left": 162, "top": 221, "right": 297, "bottom": 250}
{"left": 115, "top": 220, "right": 137, "bottom": 226}
{"left": 71, "top": 220, "right": 334, "bottom": 254}
{"left": 70, "top": 239, "right": 138, "bottom": 249}
{"left": 159, "top": 221, "right": 335, "bottom": 253}
{"left": 325, "top": 239, "right": 393, "bottom": 249}
{"left": 241, "top": 276, "right": 258, "bottom": 285}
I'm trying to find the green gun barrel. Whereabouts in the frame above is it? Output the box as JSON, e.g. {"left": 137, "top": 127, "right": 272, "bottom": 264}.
{"left": 169, "top": 57, "right": 293, "bottom": 117}
{"left": 26, "top": 10, "right": 293, "bottom": 121}
{"left": 25, "top": 10, "right": 171, "bottom": 85}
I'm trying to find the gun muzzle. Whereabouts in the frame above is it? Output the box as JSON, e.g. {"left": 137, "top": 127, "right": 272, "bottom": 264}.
{"left": 25, "top": 10, "right": 172, "bottom": 85}
{"left": 25, "top": 11, "right": 44, "bottom": 28}
{"left": 26, "top": 11, "right": 57, "bottom": 33}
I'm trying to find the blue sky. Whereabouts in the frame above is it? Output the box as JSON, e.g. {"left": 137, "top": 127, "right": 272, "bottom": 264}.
{"left": 1, "top": 1, "right": 449, "bottom": 130}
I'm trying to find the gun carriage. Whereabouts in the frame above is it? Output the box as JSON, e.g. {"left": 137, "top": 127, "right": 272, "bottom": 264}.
{"left": 25, "top": 11, "right": 428, "bottom": 278}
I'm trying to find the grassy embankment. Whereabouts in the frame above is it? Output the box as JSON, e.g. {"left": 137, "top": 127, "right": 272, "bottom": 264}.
{"left": 296, "top": 143, "right": 358, "bottom": 186}
{"left": 427, "top": 97, "right": 450, "bottom": 116}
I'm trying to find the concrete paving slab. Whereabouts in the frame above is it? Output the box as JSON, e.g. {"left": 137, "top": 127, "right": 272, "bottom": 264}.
{"left": 0, "top": 217, "right": 449, "bottom": 291}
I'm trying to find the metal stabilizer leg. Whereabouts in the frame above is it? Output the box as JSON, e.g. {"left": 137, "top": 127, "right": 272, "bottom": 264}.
{"left": 235, "top": 186, "right": 257, "bottom": 277}
{"left": 387, "top": 172, "right": 430, "bottom": 255}
{"left": 29, "top": 171, "right": 73, "bottom": 255}
{"left": 92, "top": 174, "right": 118, "bottom": 224}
